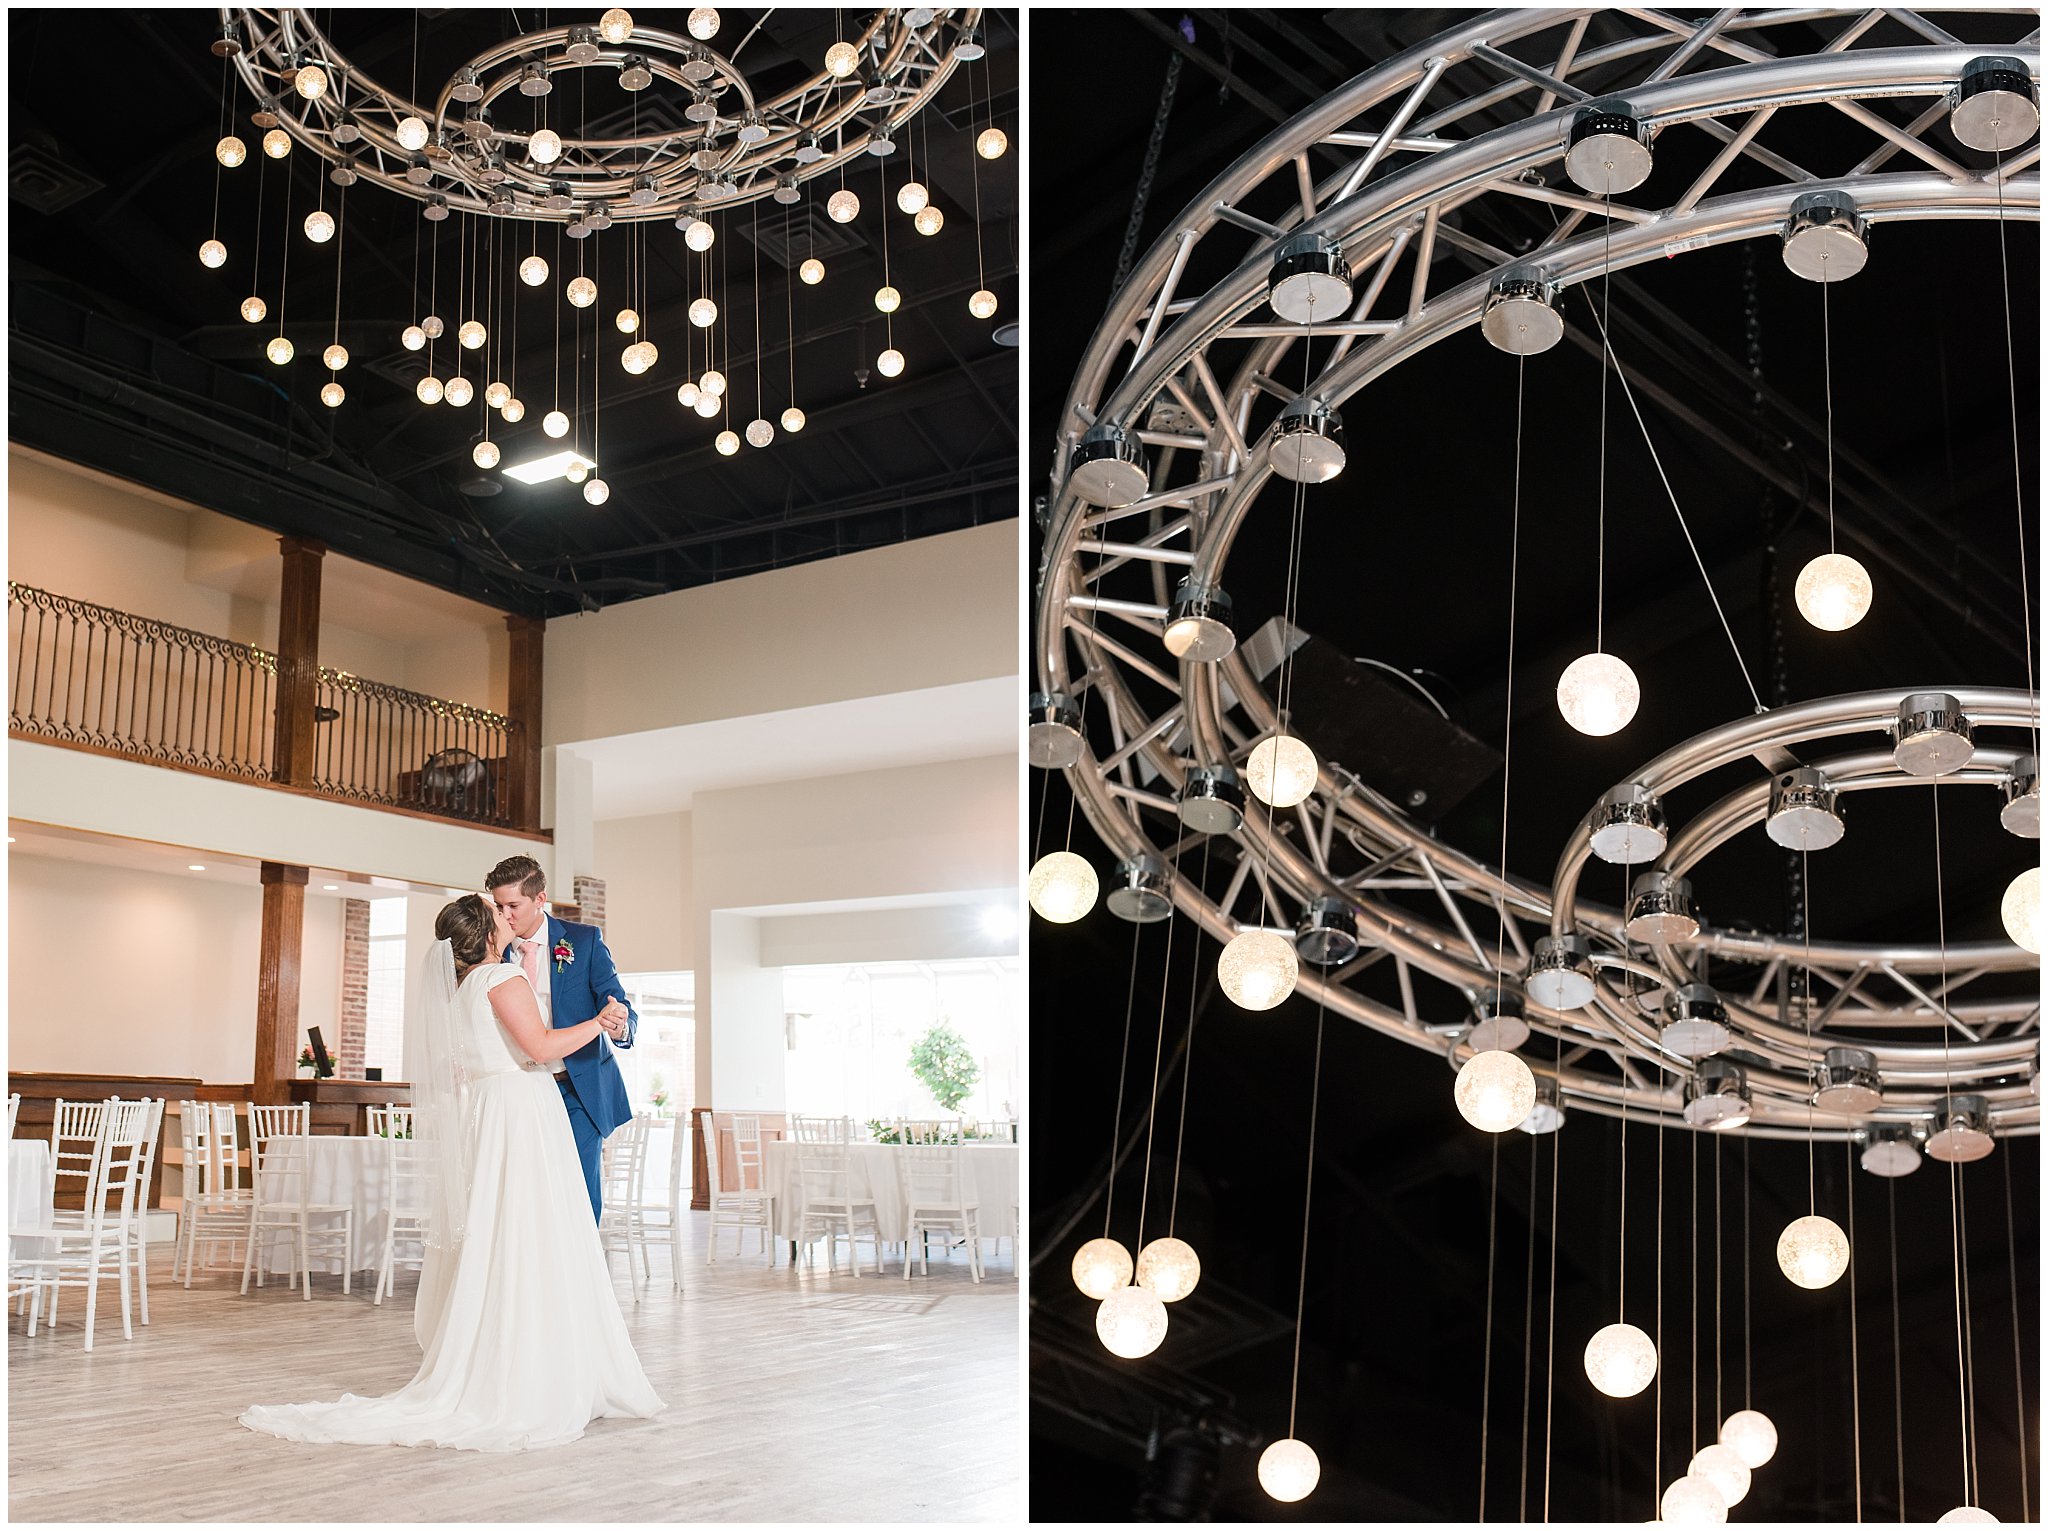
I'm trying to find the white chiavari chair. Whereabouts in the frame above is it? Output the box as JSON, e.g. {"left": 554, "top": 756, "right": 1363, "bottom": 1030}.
{"left": 6, "top": 1093, "right": 18, "bottom": 1138}
{"left": 180, "top": 1103, "right": 255, "bottom": 1287}
{"left": 898, "top": 1118, "right": 958, "bottom": 1145}
{"left": 598, "top": 1114, "right": 654, "bottom": 1296}
{"left": 46, "top": 1099, "right": 106, "bottom": 1224}
{"left": 705, "top": 1112, "right": 773, "bottom": 1265}
{"left": 793, "top": 1129, "right": 884, "bottom": 1277}
{"left": 897, "top": 1140, "right": 982, "bottom": 1283}
{"left": 123, "top": 1099, "right": 165, "bottom": 1324}
{"left": 374, "top": 1106, "right": 429, "bottom": 1306}
{"left": 12, "top": 1099, "right": 152, "bottom": 1350}
{"left": 241, "top": 1104, "right": 355, "bottom": 1298}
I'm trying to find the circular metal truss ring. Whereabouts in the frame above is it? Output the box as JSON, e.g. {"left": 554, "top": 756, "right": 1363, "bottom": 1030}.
{"left": 227, "top": 7, "right": 984, "bottom": 222}
{"left": 1037, "top": 9, "right": 2042, "bottom": 1139}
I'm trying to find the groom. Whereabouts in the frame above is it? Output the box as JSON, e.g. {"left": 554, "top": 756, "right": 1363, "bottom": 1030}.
{"left": 486, "top": 855, "right": 638, "bottom": 1220}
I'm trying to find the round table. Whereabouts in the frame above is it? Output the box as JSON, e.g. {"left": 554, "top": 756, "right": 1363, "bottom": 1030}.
{"left": 9, "top": 1141, "right": 55, "bottom": 1261}
{"left": 762, "top": 1141, "right": 1019, "bottom": 1254}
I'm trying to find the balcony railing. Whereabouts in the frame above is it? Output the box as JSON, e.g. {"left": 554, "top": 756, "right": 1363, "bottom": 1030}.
{"left": 9, "top": 582, "right": 523, "bottom": 830}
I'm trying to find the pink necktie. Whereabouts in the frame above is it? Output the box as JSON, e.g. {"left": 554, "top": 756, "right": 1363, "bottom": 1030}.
{"left": 519, "top": 937, "right": 544, "bottom": 995}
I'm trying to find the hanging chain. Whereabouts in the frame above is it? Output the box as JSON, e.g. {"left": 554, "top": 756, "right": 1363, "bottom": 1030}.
{"left": 1112, "top": 51, "right": 1184, "bottom": 294}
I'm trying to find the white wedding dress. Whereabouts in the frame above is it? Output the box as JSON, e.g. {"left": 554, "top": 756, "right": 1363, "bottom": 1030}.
{"left": 240, "top": 963, "right": 664, "bottom": 1451}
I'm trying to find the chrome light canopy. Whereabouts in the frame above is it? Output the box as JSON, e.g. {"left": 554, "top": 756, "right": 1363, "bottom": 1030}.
{"left": 1518, "top": 1076, "right": 1565, "bottom": 1135}
{"left": 1627, "top": 871, "right": 1700, "bottom": 945}
{"left": 1951, "top": 55, "right": 2039, "bottom": 152}
{"left": 1480, "top": 274, "right": 1563, "bottom": 355}
{"left": 1068, "top": 421, "right": 1151, "bottom": 509}
{"left": 1564, "top": 99, "right": 1652, "bottom": 195}
{"left": 1106, "top": 856, "right": 1175, "bottom": 923}
{"left": 1683, "top": 1057, "right": 1752, "bottom": 1129}
{"left": 1177, "top": 765, "right": 1247, "bottom": 835}
{"left": 1766, "top": 766, "right": 1845, "bottom": 850}
{"left": 1295, "top": 895, "right": 1362, "bottom": 966}
{"left": 1468, "top": 987, "right": 1530, "bottom": 1053}
{"left": 1813, "top": 1045, "right": 1882, "bottom": 1113}
{"left": 2001, "top": 754, "right": 2040, "bottom": 838}
{"left": 1588, "top": 783, "right": 1668, "bottom": 864}
{"left": 1268, "top": 399, "right": 1347, "bottom": 484}
{"left": 1526, "top": 934, "right": 1597, "bottom": 1010}
{"left": 1162, "top": 579, "right": 1237, "bottom": 663}
{"left": 1781, "top": 189, "right": 1869, "bottom": 282}
{"left": 1267, "top": 232, "right": 1354, "bottom": 325}
{"left": 1892, "top": 692, "right": 1975, "bottom": 776}
{"left": 1660, "top": 981, "right": 1730, "bottom": 1058}
{"left": 1027, "top": 692, "right": 1084, "bottom": 769}
{"left": 1860, "top": 1123, "right": 1923, "bottom": 1178}
{"left": 1925, "top": 1094, "right": 1995, "bottom": 1162}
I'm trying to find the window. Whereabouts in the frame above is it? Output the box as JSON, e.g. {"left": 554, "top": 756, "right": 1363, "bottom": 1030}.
{"left": 363, "top": 897, "right": 408, "bottom": 1077}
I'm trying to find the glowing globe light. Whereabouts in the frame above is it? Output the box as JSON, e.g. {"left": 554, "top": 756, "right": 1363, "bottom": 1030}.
{"left": 827, "top": 188, "right": 861, "bottom": 223}
{"left": 1939, "top": 1509, "right": 2000, "bottom": 1523}
{"left": 567, "top": 277, "right": 597, "bottom": 308}
{"left": 1689, "top": 1444, "right": 1750, "bottom": 1508}
{"left": 322, "top": 344, "right": 348, "bottom": 370}
{"left": 1718, "top": 1409, "right": 1778, "bottom": 1469}
{"left": 897, "top": 180, "right": 930, "bottom": 214}
{"left": 501, "top": 398, "right": 526, "bottom": 423}
{"left": 303, "top": 210, "right": 335, "bottom": 243}
{"left": 1661, "top": 1474, "right": 1728, "bottom": 1526}
{"left": 199, "top": 239, "right": 227, "bottom": 269}
{"left": 1028, "top": 850, "right": 1097, "bottom": 923}
{"left": 459, "top": 320, "right": 486, "bottom": 349}
{"left": 566, "top": 463, "right": 589, "bottom": 484}
{"left": 977, "top": 126, "right": 1010, "bottom": 159}
{"left": 542, "top": 409, "right": 570, "bottom": 438}
{"left": 1583, "top": 1321, "right": 1657, "bottom": 1397}
{"left": 520, "top": 254, "right": 549, "bottom": 287}
{"left": 624, "top": 340, "right": 658, "bottom": 374}
{"left": 1557, "top": 651, "right": 1641, "bottom": 736}
{"left": 262, "top": 128, "right": 292, "bottom": 159}
{"left": 1455, "top": 1050, "right": 1536, "bottom": 1132}
{"left": 800, "top": 257, "right": 825, "bottom": 284}
{"left": 1777, "top": 1213, "right": 1849, "bottom": 1288}
{"left": 1246, "top": 734, "right": 1317, "bottom": 807}
{"left": 402, "top": 324, "right": 426, "bottom": 350}
{"left": 600, "top": 8, "right": 635, "bottom": 44}
{"left": 781, "top": 406, "right": 806, "bottom": 432}
{"left": 1218, "top": 930, "right": 1297, "bottom": 1011}
{"left": 485, "top": 380, "right": 510, "bottom": 409}
{"left": 422, "top": 315, "right": 444, "bottom": 339}
{"left": 294, "top": 63, "right": 328, "bottom": 100}
{"left": 395, "top": 116, "right": 430, "bottom": 152}
{"left": 685, "top": 219, "right": 716, "bottom": 252}
{"left": 265, "top": 335, "right": 294, "bottom": 365}
{"left": 1257, "top": 1439, "right": 1321, "bottom": 1503}
{"left": 746, "top": 418, "right": 774, "bottom": 448}
{"left": 444, "top": 376, "right": 474, "bottom": 406}
{"left": 529, "top": 128, "right": 563, "bottom": 164}
{"left": 472, "top": 439, "right": 500, "bottom": 469}
{"left": 1794, "top": 552, "right": 1873, "bottom": 630}
{"left": 616, "top": 308, "right": 641, "bottom": 334}
{"left": 216, "top": 135, "right": 247, "bottom": 168}
{"left": 914, "top": 204, "right": 945, "bottom": 236}
{"left": 584, "top": 477, "right": 610, "bottom": 506}
{"left": 1073, "top": 1238, "right": 1133, "bottom": 1299}
{"left": 969, "top": 289, "right": 998, "bottom": 319}
{"left": 694, "top": 392, "right": 722, "bottom": 418}
{"left": 689, "top": 297, "right": 718, "bottom": 328}
{"left": 700, "top": 368, "right": 726, "bottom": 397}
{"left": 875, "top": 285, "right": 901, "bottom": 314}
{"left": 685, "top": 7, "right": 717, "bottom": 40}
{"left": 677, "top": 381, "right": 701, "bottom": 409}
{"left": 2002, "top": 866, "right": 2040, "bottom": 953}
{"left": 416, "top": 375, "right": 443, "bottom": 404}
{"left": 319, "top": 381, "right": 345, "bottom": 407}
{"left": 716, "top": 429, "right": 741, "bottom": 456}
{"left": 1096, "top": 1284, "right": 1168, "bottom": 1359}
{"left": 241, "top": 295, "right": 267, "bottom": 324}
{"left": 824, "top": 40, "right": 860, "bottom": 77}
{"left": 1135, "top": 1237, "right": 1201, "bottom": 1302}
{"left": 877, "top": 347, "right": 905, "bottom": 378}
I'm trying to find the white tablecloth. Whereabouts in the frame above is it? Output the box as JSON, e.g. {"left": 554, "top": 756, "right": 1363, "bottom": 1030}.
{"left": 10, "top": 1141, "right": 54, "bottom": 1261}
{"left": 762, "top": 1142, "right": 1018, "bottom": 1243}
{"left": 253, "top": 1136, "right": 392, "bottom": 1276}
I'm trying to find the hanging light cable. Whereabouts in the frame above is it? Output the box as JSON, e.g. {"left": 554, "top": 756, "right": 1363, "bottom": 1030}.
{"left": 1071, "top": 918, "right": 1143, "bottom": 1301}
{"left": 746, "top": 198, "right": 771, "bottom": 446}
{"left": 1778, "top": 844, "right": 1849, "bottom": 1289}
{"left": 2000, "top": 1150, "right": 2030, "bottom": 1523}
{"left": 1689, "top": 1134, "right": 1749, "bottom": 1510}
{"left": 1257, "top": 988, "right": 1328, "bottom": 1504}
{"left": 1141, "top": 837, "right": 1212, "bottom": 1305}
{"left": 1795, "top": 258, "right": 1874, "bottom": 629}
{"left": 1848, "top": 1135, "right": 1865, "bottom": 1520}
{"left": 1661, "top": 1123, "right": 1726, "bottom": 1526}
{"left": 1481, "top": 1131, "right": 1501, "bottom": 1521}
{"left": 1721, "top": 1133, "right": 1776, "bottom": 1467}
{"left": 1519, "top": 1117, "right": 1540, "bottom": 1524}
{"left": 320, "top": 177, "right": 347, "bottom": 407}
{"left": 1543, "top": 1013, "right": 1563, "bottom": 1522}
{"left": 1029, "top": 540, "right": 1104, "bottom": 921}
{"left": 1892, "top": 1172, "right": 1907, "bottom": 1521}
{"left": 203, "top": 50, "right": 233, "bottom": 268}
{"left": 267, "top": 157, "right": 295, "bottom": 365}
{"left": 781, "top": 201, "right": 804, "bottom": 431}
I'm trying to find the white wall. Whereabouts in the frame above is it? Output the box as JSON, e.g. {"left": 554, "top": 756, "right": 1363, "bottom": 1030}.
{"left": 591, "top": 812, "right": 692, "bottom": 971}
{"left": 757, "top": 902, "right": 1017, "bottom": 968}
{"left": 8, "top": 854, "right": 345, "bottom": 1086}
{"left": 543, "top": 521, "right": 1017, "bottom": 744}
{"left": 705, "top": 914, "right": 788, "bottom": 1112}
{"left": 11, "top": 740, "right": 552, "bottom": 895}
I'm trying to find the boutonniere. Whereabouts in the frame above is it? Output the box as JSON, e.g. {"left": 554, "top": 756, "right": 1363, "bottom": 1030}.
{"left": 553, "top": 937, "right": 575, "bottom": 973}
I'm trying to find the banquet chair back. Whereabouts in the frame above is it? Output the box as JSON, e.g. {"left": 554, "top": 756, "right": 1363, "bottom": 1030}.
{"left": 598, "top": 1115, "right": 653, "bottom": 1294}
{"left": 374, "top": 1119, "right": 430, "bottom": 1306}
{"left": 898, "top": 1118, "right": 957, "bottom": 1145}
{"left": 896, "top": 1139, "right": 983, "bottom": 1284}
{"left": 126, "top": 1099, "right": 165, "bottom": 1324}
{"left": 15, "top": 1098, "right": 153, "bottom": 1349}
{"left": 366, "top": 1104, "right": 414, "bottom": 1139}
{"left": 240, "top": 1122, "right": 356, "bottom": 1299}
{"left": 732, "top": 1113, "right": 767, "bottom": 1191}
{"left": 791, "top": 1114, "right": 851, "bottom": 1144}
{"left": 792, "top": 1134, "right": 884, "bottom": 1277}
{"left": 704, "top": 1114, "right": 773, "bottom": 1268}
{"left": 249, "top": 1103, "right": 309, "bottom": 1153}
{"left": 208, "top": 1104, "right": 249, "bottom": 1198}
{"left": 48, "top": 1099, "right": 106, "bottom": 1207}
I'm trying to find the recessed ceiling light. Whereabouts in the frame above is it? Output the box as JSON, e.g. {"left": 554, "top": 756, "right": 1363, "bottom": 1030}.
{"left": 979, "top": 904, "right": 1018, "bottom": 941}
{"left": 502, "top": 449, "right": 597, "bottom": 485}
{"left": 189, "top": 864, "right": 207, "bottom": 872}
{"left": 323, "top": 884, "right": 340, "bottom": 891}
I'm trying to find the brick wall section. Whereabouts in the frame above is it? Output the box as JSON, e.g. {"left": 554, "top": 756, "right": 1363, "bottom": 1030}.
{"left": 337, "top": 898, "right": 369, "bottom": 1079}
{"left": 571, "top": 875, "right": 607, "bottom": 931}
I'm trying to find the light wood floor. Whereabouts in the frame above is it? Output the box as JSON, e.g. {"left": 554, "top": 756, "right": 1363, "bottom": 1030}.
{"left": 8, "top": 1220, "right": 1022, "bottom": 1522}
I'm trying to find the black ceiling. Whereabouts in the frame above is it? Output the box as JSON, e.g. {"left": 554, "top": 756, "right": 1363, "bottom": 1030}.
{"left": 8, "top": 8, "right": 1018, "bottom": 618}
{"left": 1027, "top": 9, "right": 2040, "bottom": 1522}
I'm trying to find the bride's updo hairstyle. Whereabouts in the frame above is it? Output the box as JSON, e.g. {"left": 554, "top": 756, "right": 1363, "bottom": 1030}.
{"left": 436, "top": 894, "right": 497, "bottom": 972}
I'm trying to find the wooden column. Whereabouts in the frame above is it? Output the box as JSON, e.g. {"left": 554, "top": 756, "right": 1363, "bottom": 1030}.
{"left": 271, "top": 537, "right": 326, "bottom": 787}
{"left": 253, "top": 862, "right": 309, "bottom": 1106}
{"left": 504, "top": 613, "right": 544, "bottom": 831}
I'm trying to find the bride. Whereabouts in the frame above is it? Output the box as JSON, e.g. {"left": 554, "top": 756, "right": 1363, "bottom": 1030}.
{"left": 241, "top": 894, "right": 665, "bottom": 1451}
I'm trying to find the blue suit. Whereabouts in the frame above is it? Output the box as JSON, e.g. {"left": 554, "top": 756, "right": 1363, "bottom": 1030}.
{"left": 503, "top": 914, "right": 638, "bottom": 1219}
